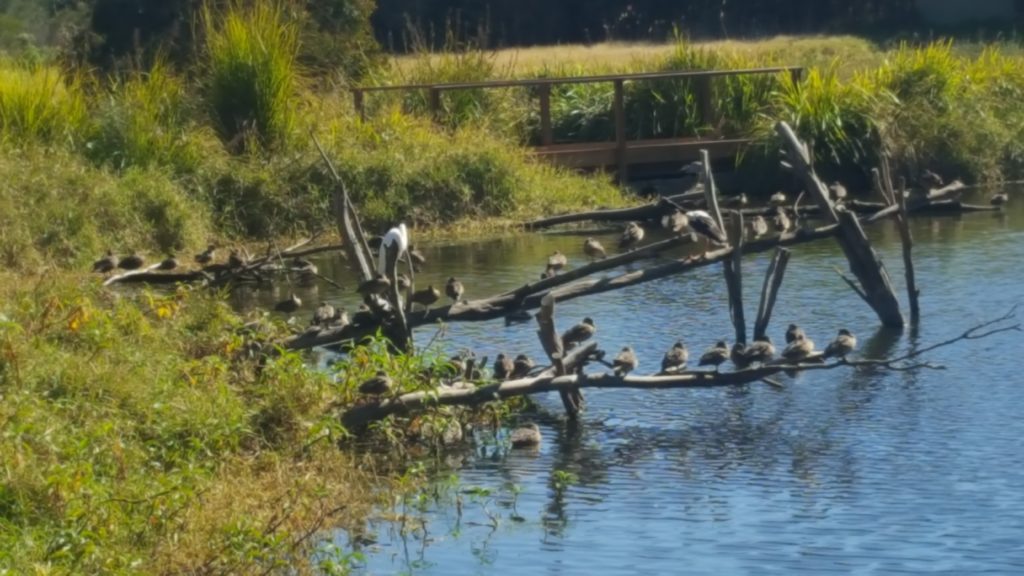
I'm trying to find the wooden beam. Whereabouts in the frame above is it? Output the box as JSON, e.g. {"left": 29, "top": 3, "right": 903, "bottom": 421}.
{"left": 538, "top": 83, "right": 553, "bottom": 146}
{"left": 613, "top": 79, "right": 627, "bottom": 182}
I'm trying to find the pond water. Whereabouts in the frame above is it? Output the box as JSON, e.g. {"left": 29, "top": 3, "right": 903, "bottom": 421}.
{"left": 242, "top": 187, "right": 1023, "bottom": 574}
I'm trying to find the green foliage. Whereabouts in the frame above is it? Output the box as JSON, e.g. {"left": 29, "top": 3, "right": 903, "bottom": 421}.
{"left": 0, "top": 61, "right": 85, "bottom": 145}
{"left": 201, "top": 1, "right": 299, "bottom": 150}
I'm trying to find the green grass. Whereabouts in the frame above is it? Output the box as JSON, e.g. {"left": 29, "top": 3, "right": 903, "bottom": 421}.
{"left": 0, "top": 61, "right": 85, "bottom": 145}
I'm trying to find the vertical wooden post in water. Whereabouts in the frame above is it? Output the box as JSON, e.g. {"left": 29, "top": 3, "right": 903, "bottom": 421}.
{"left": 613, "top": 79, "right": 627, "bottom": 183}
{"left": 775, "top": 121, "right": 903, "bottom": 328}
{"left": 753, "top": 248, "right": 791, "bottom": 341}
{"left": 700, "top": 149, "right": 746, "bottom": 345}
{"left": 539, "top": 83, "right": 553, "bottom": 146}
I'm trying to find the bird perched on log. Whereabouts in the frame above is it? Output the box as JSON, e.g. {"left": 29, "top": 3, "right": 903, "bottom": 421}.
{"left": 493, "top": 353, "right": 514, "bottom": 381}
{"left": 829, "top": 181, "right": 848, "bottom": 203}
{"left": 92, "top": 250, "right": 118, "bottom": 273}
{"left": 227, "top": 250, "right": 246, "bottom": 269}
{"left": 511, "top": 354, "right": 535, "bottom": 379}
{"left": 408, "top": 244, "right": 426, "bottom": 271}
{"left": 411, "top": 285, "right": 440, "bottom": 310}
{"left": 547, "top": 250, "right": 568, "bottom": 274}
{"left": 920, "top": 169, "right": 944, "bottom": 190}
{"left": 699, "top": 341, "right": 730, "bottom": 371}
{"left": 358, "top": 371, "right": 392, "bottom": 396}
{"left": 331, "top": 308, "right": 350, "bottom": 329}
{"left": 118, "top": 252, "right": 145, "bottom": 271}
{"left": 613, "top": 346, "right": 638, "bottom": 375}
{"left": 619, "top": 221, "right": 645, "bottom": 252}
{"left": 742, "top": 336, "right": 775, "bottom": 366}
{"left": 749, "top": 215, "right": 769, "bottom": 238}
{"left": 510, "top": 422, "right": 542, "bottom": 448}
{"left": 685, "top": 210, "right": 727, "bottom": 251}
{"left": 378, "top": 223, "right": 409, "bottom": 275}
{"left": 661, "top": 340, "right": 689, "bottom": 372}
{"left": 773, "top": 207, "right": 792, "bottom": 234}
{"left": 770, "top": 191, "right": 787, "bottom": 206}
{"left": 823, "top": 328, "right": 857, "bottom": 360}
{"left": 158, "top": 255, "right": 179, "bottom": 270}
{"left": 194, "top": 245, "right": 215, "bottom": 265}
{"left": 561, "top": 317, "right": 596, "bottom": 349}
{"left": 274, "top": 292, "right": 302, "bottom": 313}
{"left": 583, "top": 237, "right": 607, "bottom": 261}
{"left": 990, "top": 193, "right": 1009, "bottom": 207}
{"left": 782, "top": 334, "right": 815, "bottom": 363}
{"left": 785, "top": 323, "right": 805, "bottom": 344}
{"left": 357, "top": 273, "right": 391, "bottom": 297}
{"left": 721, "top": 193, "right": 748, "bottom": 208}
{"left": 311, "top": 301, "right": 336, "bottom": 327}
{"left": 661, "top": 210, "right": 689, "bottom": 234}
{"left": 445, "top": 277, "right": 465, "bottom": 304}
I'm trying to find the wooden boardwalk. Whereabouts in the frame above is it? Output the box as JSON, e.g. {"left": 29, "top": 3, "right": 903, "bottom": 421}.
{"left": 352, "top": 67, "right": 802, "bottom": 181}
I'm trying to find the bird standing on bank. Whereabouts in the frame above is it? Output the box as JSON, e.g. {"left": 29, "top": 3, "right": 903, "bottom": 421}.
{"left": 561, "top": 317, "right": 596, "bottom": 349}
{"left": 661, "top": 341, "right": 689, "bottom": 372}
{"left": 583, "top": 237, "right": 607, "bottom": 261}
{"left": 158, "top": 255, "right": 178, "bottom": 270}
{"left": 195, "top": 245, "right": 215, "bottom": 265}
{"left": 613, "top": 346, "right": 638, "bottom": 375}
{"left": 118, "top": 252, "right": 145, "bottom": 271}
{"left": 445, "top": 277, "right": 465, "bottom": 304}
{"left": 619, "top": 221, "right": 645, "bottom": 251}
{"left": 823, "top": 328, "right": 857, "bottom": 360}
{"left": 699, "top": 340, "right": 730, "bottom": 371}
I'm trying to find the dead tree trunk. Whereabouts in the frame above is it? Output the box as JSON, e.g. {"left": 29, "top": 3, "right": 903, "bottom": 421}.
{"left": 776, "top": 121, "right": 903, "bottom": 328}
{"left": 753, "top": 248, "right": 791, "bottom": 341}
{"left": 700, "top": 149, "right": 746, "bottom": 345}
{"left": 535, "top": 293, "right": 583, "bottom": 417}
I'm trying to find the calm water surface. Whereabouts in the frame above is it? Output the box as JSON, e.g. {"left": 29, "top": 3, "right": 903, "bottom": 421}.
{"left": 242, "top": 187, "right": 1024, "bottom": 575}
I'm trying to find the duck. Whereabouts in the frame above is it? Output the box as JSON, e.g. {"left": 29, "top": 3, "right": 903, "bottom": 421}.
{"left": 356, "top": 273, "right": 391, "bottom": 297}
{"left": 194, "top": 244, "right": 215, "bottom": 265}
{"left": 408, "top": 244, "right": 427, "bottom": 271}
{"left": 358, "top": 371, "right": 392, "bottom": 396}
{"left": 227, "top": 250, "right": 245, "bottom": 269}
{"left": 785, "top": 323, "right": 805, "bottom": 344}
{"left": 769, "top": 191, "right": 787, "bottom": 207}
{"left": 829, "top": 181, "right": 848, "bottom": 203}
{"left": 749, "top": 215, "right": 768, "bottom": 238}
{"left": 782, "top": 334, "right": 815, "bottom": 363}
{"left": 274, "top": 292, "right": 302, "bottom": 314}
{"left": 773, "top": 207, "right": 792, "bottom": 233}
{"left": 117, "top": 252, "right": 145, "bottom": 271}
{"left": 510, "top": 354, "right": 535, "bottom": 379}
{"left": 920, "top": 169, "right": 944, "bottom": 190}
{"left": 583, "top": 237, "right": 607, "bottom": 261}
{"left": 311, "top": 301, "right": 336, "bottom": 327}
{"left": 619, "top": 221, "right": 645, "bottom": 251}
{"left": 410, "top": 285, "right": 440, "bottom": 309}
{"left": 730, "top": 342, "right": 750, "bottom": 369}
{"left": 742, "top": 336, "right": 775, "bottom": 366}
{"left": 685, "top": 210, "right": 728, "bottom": 250}
{"left": 547, "top": 250, "right": 568, "bottom": 274}
{"left": 990, "top": 193, "right": 1009, "bottom": 207}
{"left": 823, "top": 328, "right": 857, "bottom": 360}
{"left": 291, "top": 257, "right": 317, "bottom": 274}
{"left": 612, "top": 346, "right": 638, "bottom": 375}
{"left": 445, "top": 277, "right": 465, "bottom": 303}
{"left": 157, "top": 255, "right": 179, "bottom": 271}
{"left": 397, "top": 273, "right": 411, "bottom": 292}
{"left": 510, "top": 422, "right": 542, "bottom": 448}
{"left": 332, "top": 308, "right": 350, "bottom": 328}
{"left": 699, "top": 340, "right": 729, "bottom": 371}
{"left": 493, "top": 353, "right": 515, "bottom": 381}
{"left": 661, "top": 210, "right": 689, "bottom": 234}
{"left": 661, "top": 341, "right": 689, "bottom": 372}
{"left": 561, "top": 317, "right": 596, "bottom": 349}
{"left": 92, "top": 250, "right": 118, "bottom": 273}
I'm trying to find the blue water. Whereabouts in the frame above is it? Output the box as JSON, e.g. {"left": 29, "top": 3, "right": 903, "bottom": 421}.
{"left": 247, "top": 187, "right": 1024, "bottom": 574}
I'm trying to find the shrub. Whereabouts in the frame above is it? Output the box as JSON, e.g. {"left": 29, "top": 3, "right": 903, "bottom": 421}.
{"left": 0, "top": 60, "right": 85, "bottom": 145}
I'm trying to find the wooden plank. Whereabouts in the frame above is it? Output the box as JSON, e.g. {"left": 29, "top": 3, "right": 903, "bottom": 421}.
{"left": 614, "top": 79, "right": 627, "bottom": 182}
{"left": 538, "top": 84, "right": 553, "bottom": 145}
{"left": 532, "top": 137, "right": 751, "bottom": 169}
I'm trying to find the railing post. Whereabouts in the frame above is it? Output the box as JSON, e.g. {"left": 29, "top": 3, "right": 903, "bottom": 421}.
{"left": 352, "top": 89, "right": 365, "bottom": 121}
{"left": 613, "top": 79, "right": 627, "bottom": 183}
{"left": 428, "top": 87, "right": 441, "bottom": 124}
{"left": 696, "top": 75, "right": 713, "bottom": 131}
{"left": 789, "top": 67, "right": 803, "bottom": 86}
{"left": 539, "top": 83, "right": 553, "bottom": 146}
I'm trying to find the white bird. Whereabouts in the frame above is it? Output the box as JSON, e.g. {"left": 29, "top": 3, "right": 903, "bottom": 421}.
{"left": 684, "top": 210, "right": 728, "bottom": 250}
{"left": 377, "top": 223, "right": 409, "bottom": 275}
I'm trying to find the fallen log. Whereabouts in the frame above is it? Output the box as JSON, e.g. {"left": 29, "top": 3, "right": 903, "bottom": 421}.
{"left": 522, "top": 187, "right": 705, "bottom": 231}
{"left": 339, "top": 307, "right": 1020, "bottom": 427}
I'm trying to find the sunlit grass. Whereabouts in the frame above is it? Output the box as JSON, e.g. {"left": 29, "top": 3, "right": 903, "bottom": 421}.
{"left": 0, "top": 61, "right": 85, "bottom": 145}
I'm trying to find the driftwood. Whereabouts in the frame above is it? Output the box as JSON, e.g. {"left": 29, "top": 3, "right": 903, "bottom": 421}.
{"left": 523, "top": 187, "right": 705, "bottom": 231}
{"left": 312, "top": 133, "right": 373, "bottom": 284}
{"left": 874, "top": 164, "right": 922, "bottom": 325}
{"left": 340, "top": 307, "right": 1020, "bottom": 427}
{"left": 752, "top": 248, "right": 791, "bottom": 341}
{"left": 699, "top": 149, "right": 746, "bottom": 345}
{"left": 776, "top": 121, "right": 903, "bottom": 328}
{"left": 536, "top": 293, "right": 584, "bottom": 417}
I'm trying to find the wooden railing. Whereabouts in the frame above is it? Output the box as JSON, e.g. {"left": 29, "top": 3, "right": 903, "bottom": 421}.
{"left": 351, "top": 66, "right": 803, "bottom": 179}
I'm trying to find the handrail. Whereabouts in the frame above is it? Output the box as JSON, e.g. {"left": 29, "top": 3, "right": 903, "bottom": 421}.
{"left": 351, "top": 66, "right": 803, "bottom": 93}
